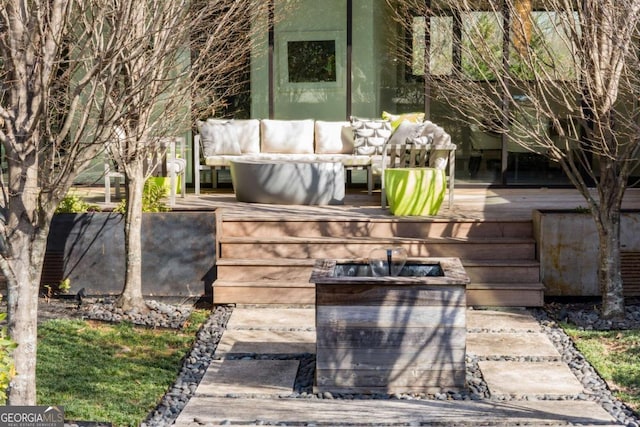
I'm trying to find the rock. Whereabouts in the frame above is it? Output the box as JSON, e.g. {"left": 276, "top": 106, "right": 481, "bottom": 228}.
{"left": 76, "top": 297, "right": 194, "bottom": 329}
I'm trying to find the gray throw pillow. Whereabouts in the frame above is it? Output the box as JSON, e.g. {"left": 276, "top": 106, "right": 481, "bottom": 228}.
{"left": 198, "top": 121, "right": 242, "bottom": 156}
{"left": 387, "top": 120, "right": 427, "bottom": 146}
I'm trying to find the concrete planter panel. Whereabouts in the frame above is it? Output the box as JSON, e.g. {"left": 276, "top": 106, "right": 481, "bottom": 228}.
{"left": 533, "top": 210, "right": 640, "bottom": 296}
{"left": 45, "top": 212, "right": 216, "bottom": 297}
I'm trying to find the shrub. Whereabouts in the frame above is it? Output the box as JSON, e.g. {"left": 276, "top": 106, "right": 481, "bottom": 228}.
{"left": 43, "top": 278, "right": 72, "bottom": 300}
{"left": 56, "top": 194, "right": 100, "bottom": 213}
{"left": 0, "top": 297, "right": 16, "bottom": 404}
{"left": 114, "top": 179, "right": 169, "bottom": 214}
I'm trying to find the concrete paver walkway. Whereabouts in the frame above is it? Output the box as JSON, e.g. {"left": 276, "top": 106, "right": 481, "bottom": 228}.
{"left": 174, "top": 307, "right": 621, "bottom": 426}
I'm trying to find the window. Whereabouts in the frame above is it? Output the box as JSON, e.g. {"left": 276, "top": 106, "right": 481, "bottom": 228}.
{"left": 277, "top": 31, "right": 344, "bottom": 90}
{"left": 409, "top": 8, "right": 577, "bottom": 81}
{"left": 287, "top": 40, "right": 336, "bottom": 83}
{"left": 412, "top": 16, "right": 453, "bottom": 77}
{"left": 461, "top": 12, "right": 503, "bottom": 80}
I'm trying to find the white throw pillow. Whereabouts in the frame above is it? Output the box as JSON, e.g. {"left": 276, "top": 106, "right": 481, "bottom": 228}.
{"left": 315, "top": 121, "right": 354, "bottom": 154}
{"left": 421, "top": 121, "right": 455, "bottom": 170}
{"left": 198, "top": 120, "right": 242, "bottom": 156}
{"left": 261, "top": 119, "right": 315, "bottom": 154}
{"left": 421, "top": 121, "right": 452, "bottom": 146}
{"left": 166, "top": 158, "right": 187, "bottom": 173}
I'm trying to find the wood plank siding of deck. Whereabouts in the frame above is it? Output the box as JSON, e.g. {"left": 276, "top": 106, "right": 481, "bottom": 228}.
{"left": 78, "top": 186, "right": 640, "bottom": 306}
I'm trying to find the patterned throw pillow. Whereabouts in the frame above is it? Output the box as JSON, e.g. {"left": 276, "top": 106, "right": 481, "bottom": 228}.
{"left": 382, "top": 111, "right": 425, "bottom": 131}
{"left": 350, "top": 117, "right": 392, "bottom": 155}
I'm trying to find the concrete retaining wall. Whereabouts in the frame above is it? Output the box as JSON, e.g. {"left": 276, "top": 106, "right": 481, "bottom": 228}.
{"left": 533, "top": 210, "right": 640, "bottom": 296}
{"left": 45, "top": 212, "right": 217, "bottom": 297}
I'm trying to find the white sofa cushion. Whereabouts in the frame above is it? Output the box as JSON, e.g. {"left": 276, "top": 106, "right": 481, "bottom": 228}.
{"left": 314, "top": 121, "right": 354, "bottom": 154}
{"left": 314, "top": 154, "right": 371, "bottom": 167}
{"left": 261, "top": 119, "right": 315, "bottom": 154}
{"left": 198, "top": 119, "right": 261, "bottom": 155}
{"left": 197, "top": 120, "right": 242, "bottom": 156}
{"left": 204, "top": 154, "right": 237, "bottom": 167}
{"left": 231, "top": 119, "right": 260, "bottom": 154}
{"left": 241, "top": 153, "right": 318, "bottom": 162}
{"left": 206, "top": 153, "right": 372, "bottom": 170}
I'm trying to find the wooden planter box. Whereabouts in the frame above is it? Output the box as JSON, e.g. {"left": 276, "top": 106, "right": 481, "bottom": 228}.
{"left": 310, "top": 257, "right": 470, "bottom": 395}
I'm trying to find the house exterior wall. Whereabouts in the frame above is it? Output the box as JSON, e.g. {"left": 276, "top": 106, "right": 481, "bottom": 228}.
{"left": 352, "top": 0, "right": 396, "bottom": 118}
{"left": 250, "top": 0, "right": 398, "bottom": 121}
{"left": 273, "top": 0, "right": 347, "bottom": 120}
{"left": 250, "top": 5, "right": 270, "bottom": 119}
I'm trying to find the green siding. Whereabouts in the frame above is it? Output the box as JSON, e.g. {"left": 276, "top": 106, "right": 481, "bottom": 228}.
{"left": 250, "top": 0, "right": 398, "bottom": 121}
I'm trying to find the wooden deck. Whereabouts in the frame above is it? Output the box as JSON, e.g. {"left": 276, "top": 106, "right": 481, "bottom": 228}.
{"left": 86, "top": 184, "right": 640, "bottom": 219}
{"left": 83, "top": 185, "right": 640, "bottom": 307}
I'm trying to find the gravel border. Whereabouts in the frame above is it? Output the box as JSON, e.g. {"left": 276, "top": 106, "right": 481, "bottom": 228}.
{"left": 137, "top": 303, "right": 640, "bottom": 426}
{"left": 142, "top": 304, "right": 232, "bottom": 426}
{"left": 79, "top": 298, "right": 194, "bottom": 329}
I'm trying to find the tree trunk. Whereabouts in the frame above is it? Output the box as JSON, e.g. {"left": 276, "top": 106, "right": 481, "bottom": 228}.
{"left": 593, "top": 161, "right": 626, "bottom": 319}
{"left": 5, "top": 231, "right": 48, "bottom": 405}
{"left": 116, "top": 164, "right": 148, "bottom": 312}
{"left": 594, "top": 207, "right": 625, "bottom": 318}
{"left": 3, "top": 151, "right": 51, "bottom": 405}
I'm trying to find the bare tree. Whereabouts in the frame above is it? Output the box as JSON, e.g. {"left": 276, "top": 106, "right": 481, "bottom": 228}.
{"left": 388, "top": 0, "right": 640, "bottom": 318}
{"left": 0, "top": 0, "right": 129, "bottom": 404}
{"left": 104, "top": 0, "right": 271, "bottom": 312}
{"left": 0, "top": 0, "right": 271, "bottom": 404}
{"left": 102, "top": 1, "right": 194, "bottom": 312}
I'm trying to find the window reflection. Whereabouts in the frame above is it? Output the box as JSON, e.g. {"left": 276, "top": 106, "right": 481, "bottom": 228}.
{"left": 287, "top": 40, "right": 336, "bottom": 83}
{"left": 401, "top": 7, "right": 579, "bottom": 185}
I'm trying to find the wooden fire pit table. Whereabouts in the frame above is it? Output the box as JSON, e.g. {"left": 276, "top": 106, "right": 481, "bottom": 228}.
{"left": 310, "top": 257, "right": 470, "bottom": 395}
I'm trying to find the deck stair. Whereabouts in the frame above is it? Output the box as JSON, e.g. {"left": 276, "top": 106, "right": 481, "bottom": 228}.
{"left": 213, "top": 210, "right": 544, "bottom": 307}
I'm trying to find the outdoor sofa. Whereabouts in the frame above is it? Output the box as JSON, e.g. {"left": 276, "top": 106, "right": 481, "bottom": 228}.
{"left": 194, "top": 115, "right": 456, "bottom": 206}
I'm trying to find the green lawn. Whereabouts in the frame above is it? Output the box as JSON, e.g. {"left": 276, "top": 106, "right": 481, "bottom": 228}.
{"left": 33, "top": 308, "right": 640, "bottom": 425}
{"left": 563, "top": 324, "right": 640, "bottom": 413}
{"left": 36, "top": 311, "right": 208, "bottom": 426}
